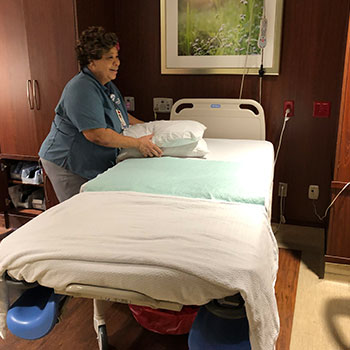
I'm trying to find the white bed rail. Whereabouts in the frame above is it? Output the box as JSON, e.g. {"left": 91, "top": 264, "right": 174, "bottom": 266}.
{"left": 58, "top": 284, "right": 183, "bottom": 311}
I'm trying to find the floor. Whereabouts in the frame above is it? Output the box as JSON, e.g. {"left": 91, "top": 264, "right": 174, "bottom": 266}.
{"left": 274, "top": 224, "right": 350, "bottom": 350}
{"left": 0, "top": 223, "right": 349, "bottom": 349}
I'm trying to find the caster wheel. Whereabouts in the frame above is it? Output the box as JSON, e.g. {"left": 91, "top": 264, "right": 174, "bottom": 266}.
{"left": 205, "top": 296, "right": 246, "bottom": 319}
{"left": 97, "top": 325, "right": 109, "bottom": 350}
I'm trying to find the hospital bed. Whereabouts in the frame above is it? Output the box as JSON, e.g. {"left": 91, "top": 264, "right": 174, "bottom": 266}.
{"left": 0, "top": 99, "right": 279, "bottom": 350}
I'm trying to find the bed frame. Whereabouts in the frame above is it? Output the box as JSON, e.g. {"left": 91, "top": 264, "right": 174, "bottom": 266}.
{"left": 57, "top": 98, "right": 268, "bottom": 347}
{"left": 5, "top": 98, "right": 268, "bottom": 350}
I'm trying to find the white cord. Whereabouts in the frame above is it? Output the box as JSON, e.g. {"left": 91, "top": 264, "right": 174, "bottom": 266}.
{"left": 273, "top": 194, "right": 286, "bottom": 234}
{"left": 258, "top": 8, "right": 266, "bottom": 104}
{"left": 274, "top": 109, "right": 291, "bottom": 165}
{"left": 259, "top": 76, "right": 262, "bottom": 104}
{"left": 262, "top": 0, "right": 266, "bottom": 17}
{"left": 239, "top": 0, "right": 255, "bottom": 99}
{"left": 313, "top": 182, "right": 350, "bottom": 220}
{"left": 239, "top": 67, "right": 247, "bottom": 100}
{"left": 258, "top": 39, "right": 264, "bottom": 104}
{"left": 272, "top": 108, "right": 291, "bottom": 232}
{"left": 280, "top": 196, "right": 286, "bottom": 224}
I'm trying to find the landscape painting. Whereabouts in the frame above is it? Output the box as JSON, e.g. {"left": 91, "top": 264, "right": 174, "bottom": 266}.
{"left": 161, "top": 0, "right": 283, "bottom": 74}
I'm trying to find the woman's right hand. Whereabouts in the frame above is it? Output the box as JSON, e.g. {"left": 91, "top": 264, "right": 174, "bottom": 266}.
{"left": 138, "top": 134, "right": 163, "bottom": 157}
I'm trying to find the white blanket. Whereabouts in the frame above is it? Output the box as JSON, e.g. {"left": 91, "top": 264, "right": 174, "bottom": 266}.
{"left": 0, "top": 191, "right": 279, "bottom": 350}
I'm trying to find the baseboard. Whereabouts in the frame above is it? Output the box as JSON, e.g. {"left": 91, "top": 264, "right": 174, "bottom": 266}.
{"left": 324, "top": 262, "right": 350, "bottom": 283}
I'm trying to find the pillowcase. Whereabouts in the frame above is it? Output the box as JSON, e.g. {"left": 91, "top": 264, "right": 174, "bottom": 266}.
{"left": 117, "top": 139, "right": 209, "bottom": 162}
{"left": 122, "top": 120, "right": 207, "bottom": 147}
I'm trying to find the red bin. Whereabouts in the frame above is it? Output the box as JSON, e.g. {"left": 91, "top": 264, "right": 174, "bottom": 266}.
{"left": 128, "top": 304, "right": 199, "bottom": 335}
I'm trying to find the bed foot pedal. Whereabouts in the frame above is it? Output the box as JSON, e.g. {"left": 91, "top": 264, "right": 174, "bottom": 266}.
{"left": 205, "top": 293, "right": 246, "bottom": 319}
{"left": 7, "top": 285, "right": 65, "bottom": 340}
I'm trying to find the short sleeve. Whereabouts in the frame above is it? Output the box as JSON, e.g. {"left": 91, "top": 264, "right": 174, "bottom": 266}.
{"left": 64, "top": 79, "right": 108, "bottom": 132}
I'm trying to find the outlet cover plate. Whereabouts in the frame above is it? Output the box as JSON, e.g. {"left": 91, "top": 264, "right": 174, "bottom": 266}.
{"left": 308, "top": 185, "right": 319, "bottom": 200}
{"left": 313, "top": 101, "right": 331, "bottom": 118}
{"left": 278, "top": 182, "right": 288, "bottom": 197}
{"left": 153, "top": 98, "right": 173, "bottom": 113}
{"left": 283, "top": 100, "right": 294, "bottom": 117}
{"left": 124, "top": 96, "right": 135, "bottom": 112}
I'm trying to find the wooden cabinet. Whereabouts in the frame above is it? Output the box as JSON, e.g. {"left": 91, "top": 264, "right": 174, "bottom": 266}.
{"left": 0, "top": 0, "right": 37, "bottom": 156}
{"left": 0, "top": 0, "right": 78, "bottom": 157}
{"left": 326, "top": 18, "right": 350, "bottom": 265}
{"left": 0, "top": 0, "right": 118, "bottom": 227}
{"left": 0, "top": 0, "right": 78, "bottom": 227}
{"left": 0, "top": 0, "right": 118, "bottom": 157}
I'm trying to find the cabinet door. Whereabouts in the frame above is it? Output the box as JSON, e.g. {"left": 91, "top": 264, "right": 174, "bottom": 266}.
{"left": 23, "top": 0, "right": 79, "bottom": 148}
{"left": 0, "top": 0, "right": 39, "bottom": 156}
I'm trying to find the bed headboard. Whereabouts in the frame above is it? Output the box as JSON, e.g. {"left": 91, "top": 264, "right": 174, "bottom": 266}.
{"left": 170, "top": 99, "right": 265, "bottom": 140}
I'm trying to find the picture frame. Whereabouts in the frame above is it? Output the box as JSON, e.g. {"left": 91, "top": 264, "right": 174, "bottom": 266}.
{"left": 160, "top": 0, "right": 284, "bottom": 75}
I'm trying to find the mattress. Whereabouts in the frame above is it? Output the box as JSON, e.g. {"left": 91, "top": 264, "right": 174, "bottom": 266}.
{"left": 204, "top": 138, "right": 274, "bottom": 217}
{"left": 83, "top": 138, "right": 274, "bottom": 216}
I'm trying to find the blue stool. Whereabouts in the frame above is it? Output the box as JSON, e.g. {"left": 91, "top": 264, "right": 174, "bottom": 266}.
{"left": 188, "top": 306, "right": 251, "bottom": 350}
{"left": 7, "top": 285, "right": 64, "bottom": 340}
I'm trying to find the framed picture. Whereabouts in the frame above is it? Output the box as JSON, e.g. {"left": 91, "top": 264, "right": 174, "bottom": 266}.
{"left": 160, "top": 0, "right": 284, "bottom": 75}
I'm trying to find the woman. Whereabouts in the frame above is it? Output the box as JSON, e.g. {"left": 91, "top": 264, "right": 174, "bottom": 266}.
{"left": 39, "top": 26, "right": 162, "bottom": 202}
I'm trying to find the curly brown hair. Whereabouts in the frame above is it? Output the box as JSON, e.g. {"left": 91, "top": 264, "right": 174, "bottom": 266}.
{"left": 76, "top": 26, "right": 119, "bottom": 67}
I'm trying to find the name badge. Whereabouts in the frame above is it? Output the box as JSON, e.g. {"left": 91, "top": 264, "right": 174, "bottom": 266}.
{"left": 116, "top": 109, "right": 127, "bottom": 129}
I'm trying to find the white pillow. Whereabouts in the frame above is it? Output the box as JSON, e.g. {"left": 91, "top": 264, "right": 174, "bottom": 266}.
{"left": 123, "top": 120, "right": 207, "bottom": 147}
{"left": 117, "top": 139, "right": 209, "bottom": 162}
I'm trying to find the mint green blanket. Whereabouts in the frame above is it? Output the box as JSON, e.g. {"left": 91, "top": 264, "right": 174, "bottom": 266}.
{"left": 83, "top": 157, "right": 265, "bottom": 205}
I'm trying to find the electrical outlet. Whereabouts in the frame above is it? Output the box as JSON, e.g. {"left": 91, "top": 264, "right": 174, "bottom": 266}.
{"left": 308, "top": 185, "right": 319, "bottom": 200}
{"left": 153, "top": 98, "right": 173, "bottom": 113}
{"left": 278, "top": 182, "right": 288, "bottom": 197}
{"left": 283, "top": 100, "right": 294, "bottom": 117}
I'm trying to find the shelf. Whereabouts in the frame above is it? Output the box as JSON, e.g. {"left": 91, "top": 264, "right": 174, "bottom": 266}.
{"left": 8, "top": 208, "right": 43, "bottom": 218}
{"left": 9, "top": 180, "right": 44, "bottom": 187}
{"left": 0, "top": 154, "right": 39, "bottom": 162}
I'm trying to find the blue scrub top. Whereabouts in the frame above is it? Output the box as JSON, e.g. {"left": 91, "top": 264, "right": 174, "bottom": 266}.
{"left": 39, "top": 67, "right": 129, "bottom": 179}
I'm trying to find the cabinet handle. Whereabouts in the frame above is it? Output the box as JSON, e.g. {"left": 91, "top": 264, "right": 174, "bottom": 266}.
{"left": 26, "top": 80, "right": 34, "bottom": 109}
{"left": 33, "top": 79, "right": 40, "bottom": 110}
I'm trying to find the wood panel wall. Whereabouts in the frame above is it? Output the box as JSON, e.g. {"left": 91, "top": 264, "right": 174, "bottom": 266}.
{"left": 110, "top": 0, "right": 350, "bottom": 226}
{"left": 75, "top": 0, "right": 117, "bottom": 35}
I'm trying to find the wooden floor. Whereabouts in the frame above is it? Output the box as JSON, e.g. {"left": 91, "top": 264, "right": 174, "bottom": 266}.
{"left": 0, "top": 238, "right": 300, "bottom": 349}
{"left": 275, "top": 249, "right": 301, "bottom": 350}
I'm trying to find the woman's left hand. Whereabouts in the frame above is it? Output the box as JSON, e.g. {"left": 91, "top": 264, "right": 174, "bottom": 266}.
{"left": 137, "top": 134, "right": 163, "bottom": 157}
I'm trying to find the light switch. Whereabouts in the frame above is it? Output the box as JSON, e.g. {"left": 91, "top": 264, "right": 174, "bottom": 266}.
{"left": 124, "top": 96, "right": 135, "bottom": 112}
